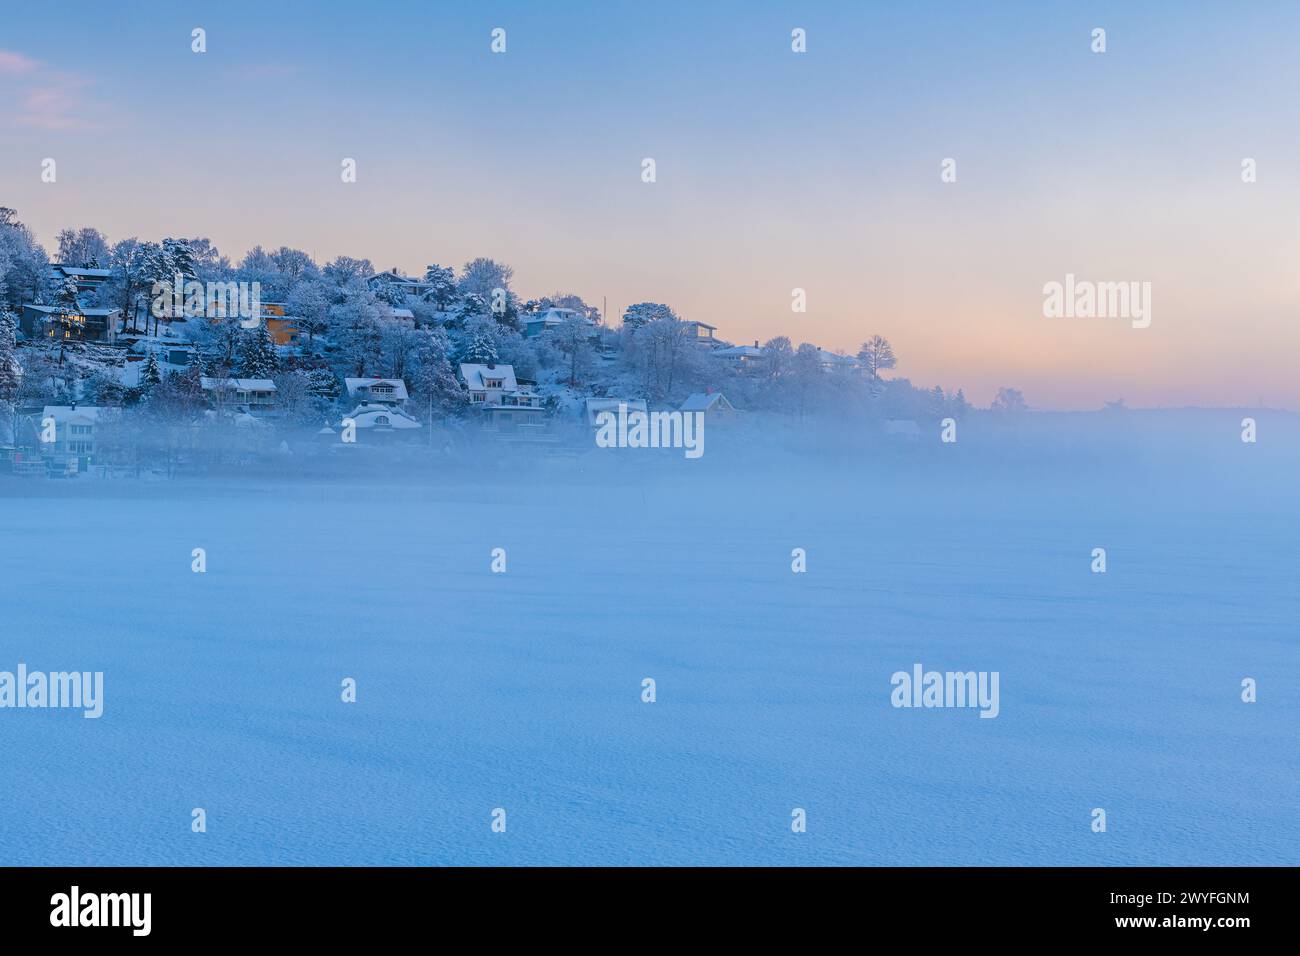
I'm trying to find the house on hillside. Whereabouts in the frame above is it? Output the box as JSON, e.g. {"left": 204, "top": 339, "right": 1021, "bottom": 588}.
{"left": 582, "top": 397, "right": 648, "bottom": 427}
{"left": 459, "top": 362, "right": 546, "bottom": 431}
{"left": 338, "top": 403, "right": 423, "bottom": 442}
{"left": 680, "top": 392, "right": 738, "bottom": 422}
{"left": 522, "top": 307, "right": 595, "bottom": 338}
{"left": 714, "top": 342, "right": 764, "bottom": 365}
{"left": 365, "top": 269, "right": 437, "bottom": 300}
{"left": 682, "top": 321, "right": 718, "bottom": 346}
{"left": 817, "top": 348, "right": 857, "bottom": 372}
{"left": 20, "top": 304, "right": 120, "bottom": 344}
{"left": 48, "top": 264, "right": 112, "bottom": 296}
{"left": 37, "top": 405, "right": 110, "bottom": 473}
{"left": 344, "top": 378, "right": 409, "bottom": 406}
{"left": 200, "top": 377, "right": 277, "bottom": 413}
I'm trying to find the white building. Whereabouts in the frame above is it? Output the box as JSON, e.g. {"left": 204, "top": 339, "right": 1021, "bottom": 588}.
{"left": 680, "top": 392, "right": 738, "bottom": 421}
{"left": 522, "top": 307, "right": 593, "bottom": 338}
{"left": 344, "top": 378, "right": 409, "bottom": 406}
{"left": 458, "top": 363, "right": 546, "bottom": 430}
{"left": 39, "top": 405, "right": 109, "bottom": 472}
{"left": 582, "top": 397, "right": 648, "bottom": 427}
{"left": 200, "top": 377, "right": 277, "bottom": 412}
{"left": 341, "top": 403, "right": 422, "bottom": 439}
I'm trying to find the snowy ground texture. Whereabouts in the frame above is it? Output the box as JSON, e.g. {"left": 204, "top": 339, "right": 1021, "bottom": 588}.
{"left": 2, "top": 415, "right": 1297, "bottom": 865}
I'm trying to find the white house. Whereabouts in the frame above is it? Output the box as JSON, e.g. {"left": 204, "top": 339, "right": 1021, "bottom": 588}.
{"left": 340, "top": 403, "right": 422, "bottom": 440}
{"left": 344, "top": 377, "right": 409, "bottom": 405}
{"left": 459, "top": 363, "right": 546, "bottom": 430}
{"left": 200, "top": 377, "right": 277, "bottom": 412}
{"left": 365, "top": 269, "right": 437, "bottom": 299}
{"left": 713, "top": 342, "right": 764, "bottom": 364}
{"left": 817, "top": 348, "right": 856, "bottom": 372}
{"left": 583, "top": 397, "right": 648, "bottom": 427}
{"left": 39, "top": 405, "right": 109, "bottom": 472}
{"left": 522, "top": 307, "right": 594, "bottom": 338}
{"left": 680, "top": 392, "right": 738, "bottom": 421}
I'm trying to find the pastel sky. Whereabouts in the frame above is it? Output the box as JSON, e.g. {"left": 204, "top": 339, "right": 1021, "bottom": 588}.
{"left": 2, "top": 0, "right": 1297, "bottom": 409}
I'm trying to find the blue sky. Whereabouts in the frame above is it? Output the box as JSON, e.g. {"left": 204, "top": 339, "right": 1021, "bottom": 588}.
{"left": 3, "top": 1, "right": 1298, "bottom": 407}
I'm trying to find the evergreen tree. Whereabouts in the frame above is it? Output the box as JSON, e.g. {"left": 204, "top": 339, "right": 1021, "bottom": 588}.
{"left": 237, "top": 324, "right": 280, "bottom": 378}
{"left": 141, "top": 352, "right": 163, "bottom": 390}
{"left": 0, "top": 310, "right": 21, "bottom": 402}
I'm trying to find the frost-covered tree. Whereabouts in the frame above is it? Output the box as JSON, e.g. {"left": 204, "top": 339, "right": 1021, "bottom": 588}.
{"left": 857, "top": 335, "right": 897, "bottom": 382}
{"left": 410, "top": 327, "right": 464, "bottom": 418}
{"left": 55, "top": 227, "right": 110, "bottom": 267}
{"left": 991, "top": 387, "right": 1028, "bottom": 413}
{"left": 421, "top": 264, "right": 458, "bottom": 310}
{"left": 762, "top": 336, "right": 793, "bottom": 383}
{"left": 0, "top": 310, "right": 21, "bottom": 403}
{"left": 460, "top": 325, "right": 500, "bottom": 365}
{"left": 106, "top": 239, "right": 150, "bottom": 332}
{"left": 323, "top": 256, "right": 374, "bottom": 293}
{"left": 0, "top": 208, "right": 49, "bottom": 311}
{"left": 286, "top": 280, "right": 330, "bottom": 345}
{"left": 622, "top": 302, "right": 676, "bottom": 331}
{"left": 548, "top": 315, "right": 596, "bottom": 386}
{"left": 374, "top": 280, "right": 409, "bottom": 308}
{"left": 140, "top": 352, "right": 163, "bottom": 391}
{"left": 458, "top": 257, "right": 513, "bottom": 301}
{"left": 630, "top": 317, "right": 692, "bottom": 401}
{"left": 237, "top": 325, "right": 280, "bottom": 378}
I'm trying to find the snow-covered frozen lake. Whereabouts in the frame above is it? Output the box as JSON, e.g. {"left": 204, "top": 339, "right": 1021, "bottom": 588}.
{"left": 2, "top": 420, "right": 1296, "bottom": 865}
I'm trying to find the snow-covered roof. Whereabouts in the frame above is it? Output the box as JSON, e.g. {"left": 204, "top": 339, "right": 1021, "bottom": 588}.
{"left": 24, "top": 304, "right": 120, "bottom": 317}
{"left": 42, "top": 405, "right": 106, "bottom": 424}
{"left": 200, "top": 377, "right": 276, "bottom": 392}
{"left": 459, "top": 363, "right": 518, "bottom": 391}
{"left": 344, "top": 403, "right": 422, "bottom": 429}
{"left": 344, "top": 378, "right": 409, "bottom": 401}
{"left": 680, "top": 392, "right": 734, "bottom": 412}
{"left": 51, "top": 265, "right": 112, "bottom": 279}
{"left": 714, "top": 345, "right": 763, "bottom": 358}
{"left": 390, "top": 307, "right": 414, "bottom": 320}
{"left": 818, "top": 348, "right": 856, "bottom": 366}
{"left": 524, "top": 307, "right": 588, "bottom": 325}
{"left": 583, "top": 397, "right": 647, "bottom": 425}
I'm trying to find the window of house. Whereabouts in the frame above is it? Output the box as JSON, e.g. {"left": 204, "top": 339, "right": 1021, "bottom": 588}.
{"left": 375, "top": 416, "right": 389, "bottom": 426}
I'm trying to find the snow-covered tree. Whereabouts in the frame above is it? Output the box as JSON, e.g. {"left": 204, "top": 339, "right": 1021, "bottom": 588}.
{"left": 622, "top": 302, "right": 676, "bottom": 331}
{"left": 374, "top": 280, "right": 409, "bottom": 308}
{"left": 0, "top": 310, "right": 21, "bottom": 402}
{"left": 410, "top": 327, "right": 464, "bottom": 418}
{"left": 458, "top": 257, "right": 513, "bottom": 300}
{"left": 547, "top": 315, "right": 597, "bottom": 386}
{"left": 991, "top": 387, "right": 1028, "bottom": 413}
{"left": 237, "top": 324, "right": 280, "bottom": 378}
{"left": 0, "top": 208, "right": 49, "bottom": 311}
{"left": 55, "top": 227, "right": 110, "bottom": 267}
{"left": 421, "top": 264, "right": 458, "bottom": 309}
{"left": 140, "top": 352, "right": 163, "bottom": 391}
{"left": 460, "top": 325, "right": 500, "bottom": 365}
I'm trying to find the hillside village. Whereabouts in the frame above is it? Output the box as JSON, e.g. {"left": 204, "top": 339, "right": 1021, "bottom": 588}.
{"left": 0, "top": 210, "right": 1008, "bottom": 476}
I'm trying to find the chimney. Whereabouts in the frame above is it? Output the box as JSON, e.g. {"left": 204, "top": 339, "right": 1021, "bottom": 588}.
{"left": 753, "top": 340, "right": 758, "bottom": 348}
